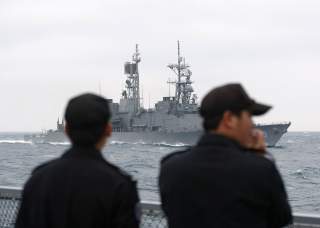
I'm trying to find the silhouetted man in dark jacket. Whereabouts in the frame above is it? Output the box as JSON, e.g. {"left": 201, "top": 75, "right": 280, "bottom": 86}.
{"left": 159, "top": 83, "right": 292, "bottom": 228}
{"left": 16, "top": 93, "right": 140, "bottom": 228}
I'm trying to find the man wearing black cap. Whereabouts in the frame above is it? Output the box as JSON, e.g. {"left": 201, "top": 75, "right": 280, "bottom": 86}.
{"left": 159, "top": 83, "right": 292, "bottom": 228}
{"left": 16, "top": 93, "right": 140, "bottom": 228}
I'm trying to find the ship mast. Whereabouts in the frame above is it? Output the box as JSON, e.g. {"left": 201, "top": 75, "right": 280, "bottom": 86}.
{"left": 123, "top": 44, "right": 141, "bottom": 114}
{"left": 133, "top": 44, "right": 141, "bottom": 111}
{"left": 167, "top": 41, "right": 196, "bottom": 108}
{"left": 177, "top": 41, "right": 181, "bottom": 102}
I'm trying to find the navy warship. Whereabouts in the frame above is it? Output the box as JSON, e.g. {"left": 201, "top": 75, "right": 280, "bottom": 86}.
{"left": 25, "top": 42, "right": 290, "bottom": 147}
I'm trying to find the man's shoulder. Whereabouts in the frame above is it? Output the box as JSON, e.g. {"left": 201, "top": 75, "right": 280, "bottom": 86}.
{"left": 31, "top": 154, "right": 135, "bottom": 185}
{"left": 32, "top": 158, "right": 60, "bottom": 175}
{"left": 243, "top": 150, "right": 275, "bottom": 164}
{"left": 103, "top": 161, "right": 135, "bottom": 183}
{"left": 161, "top": 148, "right": 191, "bottom": 166}
{"left": 238, "top": 149, "right": 279, "bottom": 175}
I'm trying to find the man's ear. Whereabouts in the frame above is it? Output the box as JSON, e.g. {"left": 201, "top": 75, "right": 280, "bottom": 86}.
{"left": 221, "top": 111, "right": 238, "bottom": 130}
{"left": 105, "top": 123, "right": 112, "bottom": 138}
{"left": 64, "top": 123, "right": 69, "bottom": 137}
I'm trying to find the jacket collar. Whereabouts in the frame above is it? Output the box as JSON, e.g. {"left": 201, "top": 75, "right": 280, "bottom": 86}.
{"left": 197, "top": 132, "right": 244, "bottom": 151}
{"left": 62, "top": 145, "right": 105, "bottom": 161}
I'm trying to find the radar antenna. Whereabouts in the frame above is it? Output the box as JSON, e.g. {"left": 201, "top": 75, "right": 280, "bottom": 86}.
{"left": 167, "top": 41, "right": 196, "bottom": 107}
{"left": 123, "top": 44, "right": 141, "bottom": 113}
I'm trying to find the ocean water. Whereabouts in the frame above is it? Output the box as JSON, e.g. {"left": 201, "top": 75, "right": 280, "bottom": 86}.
{"left": 0, "top": 132, "right": 319, "bottom": 214}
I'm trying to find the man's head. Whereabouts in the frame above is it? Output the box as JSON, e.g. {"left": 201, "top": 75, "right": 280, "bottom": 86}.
{"left": 64, "top": 93, "right": 112, "bottom": 148}
{"left": 200, "top": 83, "right": 271, "bottom": 147}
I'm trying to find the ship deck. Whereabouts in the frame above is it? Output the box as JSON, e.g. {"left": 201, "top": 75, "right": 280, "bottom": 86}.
{"left": 0, "top": 186, "right": 318, "bottom": 227}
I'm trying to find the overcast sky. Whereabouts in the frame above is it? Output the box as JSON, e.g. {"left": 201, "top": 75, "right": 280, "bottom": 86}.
{"left": 1, "top": 0, "right": 319, "bottom": 132}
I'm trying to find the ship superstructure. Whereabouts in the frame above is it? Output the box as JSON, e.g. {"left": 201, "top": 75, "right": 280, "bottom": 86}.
{"left": 110, "top": 41, "right": 201, "bottom": 133}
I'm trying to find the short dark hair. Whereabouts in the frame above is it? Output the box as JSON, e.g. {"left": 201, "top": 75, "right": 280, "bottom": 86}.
{"left": 65, "top": 93, "right": 111, "bottom": 146}
{"left": 203, "top": 110, "right": 242, "bottom": 131}
{"left": 67, "top": 125, "right": 106, "bottom": 146}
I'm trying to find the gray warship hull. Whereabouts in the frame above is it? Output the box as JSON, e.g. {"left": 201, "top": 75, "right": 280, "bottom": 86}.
{"left": 113, "top": 122, "right": 290, "bottom": 147}
{"left": 114, "top": 123, "right": 291, "bottom": 147}
{"left": 24, "top": 122, "right": 290, "bottom": 147}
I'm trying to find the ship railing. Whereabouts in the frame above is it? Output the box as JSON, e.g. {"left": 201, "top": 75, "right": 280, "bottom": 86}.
{"left": 0, "top": 186, "right": 318, "bottom": 228}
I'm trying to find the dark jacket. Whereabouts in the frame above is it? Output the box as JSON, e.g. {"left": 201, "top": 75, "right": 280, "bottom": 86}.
{"left": 159, "top": 133, "right": 292, "bottom": 228}
{"left": 15, "top": 146, "right": 140, "bottom": 228}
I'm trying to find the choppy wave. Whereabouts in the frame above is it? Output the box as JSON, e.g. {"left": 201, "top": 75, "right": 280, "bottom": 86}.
{"left": 292, "top": 169, "right": 308, "bottom": 179}
{"left": 48, "top": 142, "right": 71, "bottom": 146}
{"left": 297, "top": 167, "right": 320, "bottom": 176}
{"left": 0, "top": 140, "right": 32, "bottom": 144}
{"left": 109, "top": 140, "right": 189, "bottom": 148}
{"left": 294, "top": 169, "right": 304, "bottom": 175}
{"left": 151, "top": 142, "right": 190, "bottom": 148}
{"left": 109, "top": 140, "right": 128, "bottom": 145}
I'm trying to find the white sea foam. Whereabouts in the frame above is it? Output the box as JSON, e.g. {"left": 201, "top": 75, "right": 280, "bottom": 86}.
{"left": 152, "top": 142, "right": 189, "bottom": 147}
{"left": 133, "top": 141, "right": 148, "bottom": 145}
{"left": 293, "top": 169, "right": 307, "bottom": 179}
{"left": 48, "top": 142, "right": 70, "bottom": 146}
{"left": 0, "top": 140, "right": 32, "bottom": 144}
{"left": 110, "top": 140, "right": 127, "bottom": 145}
{"left": 109, "top": 140, "right": 188, "bottom": 147}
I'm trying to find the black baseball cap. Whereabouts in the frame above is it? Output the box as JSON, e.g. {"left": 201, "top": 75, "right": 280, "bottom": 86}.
{"left": 65, "top": 93, "right": 111, "bottom": 130}
{"left": 200, "top": 83, "right": 271, "bottom": 118}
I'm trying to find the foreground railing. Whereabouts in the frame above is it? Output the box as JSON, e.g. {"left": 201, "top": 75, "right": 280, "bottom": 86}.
{"left": 0, "top": 186, "right": 319, "bottom": 228}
